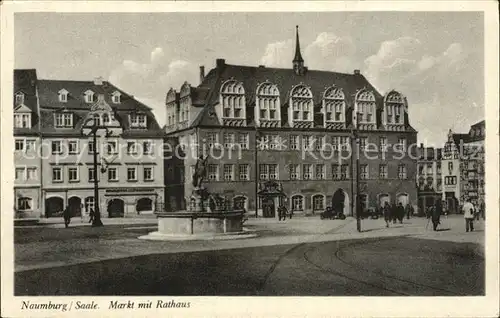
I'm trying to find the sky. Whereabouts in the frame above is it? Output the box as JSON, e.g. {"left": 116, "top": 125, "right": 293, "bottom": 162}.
{"left": 15, "top": 12, "right": 484, "bottom": 146}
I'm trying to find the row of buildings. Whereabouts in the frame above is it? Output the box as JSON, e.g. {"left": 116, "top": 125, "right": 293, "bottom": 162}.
{"left": 416, "top": 120, "right": 485, "bottom": 214}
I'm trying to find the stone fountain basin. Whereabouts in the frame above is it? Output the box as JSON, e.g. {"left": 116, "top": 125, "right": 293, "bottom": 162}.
{"left": 138, "top": 210, "right": 258, "bottom": 241}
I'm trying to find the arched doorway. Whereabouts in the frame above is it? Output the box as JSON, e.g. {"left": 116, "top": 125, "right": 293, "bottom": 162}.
{"left": 107, "top": 199, "right": 125, "bottom": 218}
{"left": 396, "top": 193, "right": 409, "bottom": 206}
{"left": 45, "top": 197, "right": 64, "bottom": 218}
{"left": 378, "top": 194, "right": 390, "bottom": 208}
{"left": 136, "top": 198, "right": 153, "bottom": 214}
{"left": 233, "top": 196, "right": 247, "bottom": 211}
{"left": 67, "top": 196, "right": 82, "bottom": 217}
{"left": 262, "top": 197, "right": 275, "bottom": 218}
{"left": 332, "top": 189, "right": 350, "bottom": 216}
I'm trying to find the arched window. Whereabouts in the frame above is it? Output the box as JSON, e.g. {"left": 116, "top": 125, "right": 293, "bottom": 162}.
{"left": 323, "top": 86, "right": 345, "bottom": 123}
{"left": 355, "top": 89, "right": 376, "bottom": 124}
{"left": 384, "top": 90, "right": 405, "bottom": 125}
{"left": 291, "top": 195, "right": 304, "bottom": 212}
{"left": 290, "top": 84, "right": 313, "bottom": 125}
{"left": 220, "top": 80, "right": 246, "bottom": 119}
{"left": 312, "top": 194, "right": 325, "bottom": 211}
{"left": 256, "top": 81, "right": 280, "bottom": 125}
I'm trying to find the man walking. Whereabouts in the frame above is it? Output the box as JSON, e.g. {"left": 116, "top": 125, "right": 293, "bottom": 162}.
{"left": 405, "top": 203, "right": 412, "bottom": 219}
{"left": 383, "top": 202, "right": 391, "bottom": 228}
{"left": 63, "top": 206, "right": 71, "bottom": 228}
{"left": 88, "top": 208, "right": 95, "bottom": 224}
{"left": 397, "top": 202, "right": 405, "bottom": 224}
{"left": 462, "top": 198, "right": 475, "bottom": 232}
{"left": 431, "top": 201, "right": 442, "bottom": 231}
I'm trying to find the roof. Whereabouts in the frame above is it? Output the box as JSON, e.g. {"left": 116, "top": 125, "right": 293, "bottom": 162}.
{"left": 189, "top": 60, "right": 416, "bottom": 132}
{"left": 14, "top": 69, "right": 37, "bottom": 96}
{"left": 14, "top": 69, "right": 40, "bottom": 135}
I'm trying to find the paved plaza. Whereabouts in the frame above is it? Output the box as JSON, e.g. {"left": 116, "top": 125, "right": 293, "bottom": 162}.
{"left": 14, "top": 215, "right": 484, "bottom": 296}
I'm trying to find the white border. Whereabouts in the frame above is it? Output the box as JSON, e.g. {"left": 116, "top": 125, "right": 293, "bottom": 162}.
{"left": 1, "top": 1, "right": 499, "bottom": 318}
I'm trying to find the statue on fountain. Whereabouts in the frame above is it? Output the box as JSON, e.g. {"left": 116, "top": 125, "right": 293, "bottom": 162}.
{"left": 191, "top": 155, "right": 209, "bottom": 212}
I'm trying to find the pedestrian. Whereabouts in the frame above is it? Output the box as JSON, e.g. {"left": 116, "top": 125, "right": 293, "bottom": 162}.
{"left": 88, "top": 208, "right": 95, "bottom": 224}
{"left": 462, "top": 198, "right": 475, "bottom": 232}
{"left": 391, "top": 203, "right": 397, "bottom": 224}
{"left": 63, "top": 206, "right": 71, "bottom": 228}
{"left": 277, "top": 205, "right": 283, "bottom": 221}
{"left": 405, "top": 203, "right": 412, "bottom": 219}
{"left": 480, "top": 201, "right": 485, "bottom": 220}
{"left": 475, "top": 202, "right": 480, "bottom": 221}
{"left": 432, "top": 201, "right": 442, "bottom": 231}
{"left": 288, "top": 206, "right": 293, "bottom": 220}
{"left": 397, "top": 202, "right": 405, "bottom": 224}
{"left": 383, "top": 202, "right": 391, "bottom": 228}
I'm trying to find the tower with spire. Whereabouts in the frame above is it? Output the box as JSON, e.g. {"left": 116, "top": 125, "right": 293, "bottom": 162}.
{"left": 293, "top": 25, "right": 305, "bottom": 75}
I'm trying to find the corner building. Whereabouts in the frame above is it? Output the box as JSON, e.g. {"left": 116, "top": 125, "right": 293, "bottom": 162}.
{"left": 164, "top": 27, "right": 418, "bottom": 217}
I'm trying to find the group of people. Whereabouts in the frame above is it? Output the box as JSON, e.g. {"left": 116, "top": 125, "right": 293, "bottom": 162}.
{"left": 277, "top": 205, "right": 291, "bottom": 221}
{"left": 62, "top": 206, "right": 95, "bottom": 228}
{"left": 426, "top": 198, "right": 481, "bottom": 232}
{"left": 381, "top": 202, "right": 414, "bottom": 228}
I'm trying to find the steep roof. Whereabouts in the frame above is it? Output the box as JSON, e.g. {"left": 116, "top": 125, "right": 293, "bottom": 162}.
{"left": 14, "top": 69, "right": 40, "bottom": 135}
{"left": 14, "top": 69, "right": 37, "bottom": 96}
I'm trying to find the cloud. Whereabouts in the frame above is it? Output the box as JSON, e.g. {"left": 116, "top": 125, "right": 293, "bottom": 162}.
{"left": 109, "top": 47, "right": 199, "bottom": 127}
{"left": 260, "top": 39, "right": 294, "bottom": 68}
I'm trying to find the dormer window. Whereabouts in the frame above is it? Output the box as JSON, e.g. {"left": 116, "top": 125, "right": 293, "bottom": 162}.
{"left": 289, "top": 84, "right": 313, "bottom": 126}
{"left": 384, "top": 90, "right": 405, "bottom": 125}
{"left": 15, "top": 92, "right": 25, "bottom": 104}
{"left": 58, "top": 89, "right": 69, "bottom": 103}
{"left": 255, "top": 82, "right": 281, "bottom": 127}
{"left": 55, "top": 112, "right": 73, "bottom": 128}
{"left": 355, "top": 89, "right": 376, "bottom": 125}
{"left": 220, "top": 80, "right": 246, "bottom": 119}
{"left": 323, "top": 86, "right": 345, "bottom": 125}
{"left": 130, "top": 113, "right": 147, "bottom": 128}
{"left": 112, "top": 91, "right": 121, "bottom": 104}
{"left": 84, "top": 90, "right": 95, "bottom": 103}
{"left": 14, "top": 113, "right": 31, "bottom": 128}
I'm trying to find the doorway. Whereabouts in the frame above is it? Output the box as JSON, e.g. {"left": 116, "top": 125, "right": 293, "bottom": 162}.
{"left": 67, "top": 196, "right": 82, "bottom": 217}
{"left": 262, "top": 197, "right": 275, "bottom": 218}
{"left": 107, "top": 199, "right": 125, "bottom": 218}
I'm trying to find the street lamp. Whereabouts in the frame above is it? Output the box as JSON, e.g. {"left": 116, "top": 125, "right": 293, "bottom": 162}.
{"left": 350, "top": 111, "right": 362, "bottom": 232}
{"left": 82, "top": 116, "right": 113, "bottom": 227}
{"left": 254, "top": 127, "right": 261, "bottom": 218}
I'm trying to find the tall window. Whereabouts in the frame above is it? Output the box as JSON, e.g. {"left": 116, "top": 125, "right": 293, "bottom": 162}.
{"left": 88, "top": 168, "right": 96, "bottom": 182}
{"left": 52, "top": 167, "right": 62, "bottom": 182}
{"left": 15, "top": 92, "right": 25, "bottom": 104}
{"left": 15, "top": 167, "right": 25, "bottom": 180}
{"left": 290, "top": 135, "right": 299, "bottom": 150}
{"left": 256, "top": 82, "right": 280, "bottom": 124}
{"left": 84, "top": 91, "right": 94, "bottom": 103}
{"left": 144, "top": 167, "right": 154, "bottom": 181}
{"left": 106, "top": 140, "right": 118, "bottom": 155}
{"left": 259, "top": 164, "right": 269, "bottom": 180}
{"left": 143, "top": 141, "right": 153, "bottom": 155}
{"left": 238, "top": 133, "right": 249, "bottom": 149}
{"left": 220, "top": 80, "right": 246, "bottom": 119}
{"left": 108, "top": 167, "right": 118, "bottom": 181}
{"left": 127, "top": 141, "right": 138, "bottom": 154}
{"left": 27, "top": 167, "right": 37, "bottom": 180}
{"left": 384, "top": 91, "right": 405, "bottom": 125}
{"left": 268, "top": 164, "right": 278, "bottom": 180}
{"left": 315, "top": 164, "right": 325, "bottom": 180}
{"left": 269, "top": 135, "right": 280, "bottom": 150}
{"left": 208, "top": 164, "right": 219, "bottom": 181}
{"left": 323, "top": 86, "right": 345, "bottom": 123}
{"left": 224, "top": 133, "right": 235, "bottom": 148}
{"left": 85, "top": 197, "right": 95, "bottom": 213}
{"left": 359, "top": 137, "right": 367, "bottom": 150}
{"left": 379, "top": 164, "right": 388, "bottom": 179}
{"left": 112, "top": 91, "right": 121, "bottom": 104}
{"left": 290, "top": 84, "right": 313, "bottom": 124}
{"left": 55, "top": 113, "right": 73, "bottom": 128}
{"left": 127, "top": 167, "right": 137, "bottom": 181}
{"left": 315, "top": 136, "right": 324, "bottom": 151}
{"left": 355, "top": 90, "right": 376, "bottom": 124}
{"left": 302, "top": 164, "right": 312, "bottom": 180}
{"left": 68, "top": 140, "right": 79, "bottom": 154}
{"left": 332, "top": 164, "right": 339, "bottom": 180}
{"left": 239, "top": 164, "right": 249, "bottom": 181}
{"left": 289, "top": 164, "right": 299, "bottom": 180}
{"left": 398, "top": 164, "right": 407, "bottom": 179}
{"left": 206, "top": 132, "right": 218, "bottom": 148}
{"left": 14, "top": 114, "right": 31, "bottom": 128}
{"left": 68, "top": 167, "right": 79, "bottom": 182}
{"left": 15, "top": 139, "right": 24, "bottom": 151}
{"left": 379, "top": 137, "right": 387, "bottom": 151}
{"left": 341, "top": 164, "right": 349, "bottom": 179}
{"left": 313, "top": 195, "right": 325, "bottom": 211}
{"left": 51, "top": 140, "right": 63, "bottom": 154}
{"left": 223, "top": 164, "right": 234, "bottom": 181}
{"left": 360, "top": 164, "right": 369, "bottom": 180}
{"left": 302, "top": 136, "right": 312, "bottom": 150}
{"left": 292, "top": 195, "right": 304, "bottom": 211}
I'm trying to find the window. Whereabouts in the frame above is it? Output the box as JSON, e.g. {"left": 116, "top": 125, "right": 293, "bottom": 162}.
{"left": 238, "top": 133, "right": 249, "bottom": 149}
{"left": 220, "top": 80, "right": 246, "bottom": 119}
{"left": 302, "top": 136, "right": 312, "bottom": 150}
{"left": 104, "top": 167, "right": 116, "bottom": 181}
{"left": 340, "top": 136, "right": 350, "bottom": 150}
{"left": 52, "top": 168, "right": 63, "bottom": 182}
{"left": 68, "top": 167, "right": 79, "bottom": 182}
{"left": 341, "top": 164, "right": 349, "bottom": 180}
{"left": 398, "top": 138, "right": 407, "bottom": 150}
{"left": 84, "top": 91, "right": 94, "bottom": 103}
{"left": 14, "top": 114, "right": 31, "bottom": 128}
{"left": 144, "top": 167, "right": 153, "bottom": 181}
{"left": 130, "top": 114, "right": 147, "bottom": 128}
{"left": 143, "top": 141, "right": 153, "bottom": 155}
{"left": 290, "top": 135, "right": 299, "bottom": 150}
{"left": 224, "top": 133, "right": 235, "bottom": 148}
{"left": 15, "top": 92, "right": 24, "bottom": 104}
{"left": 256, "top": 82, "right": 280, "bottom": 123}
{"left": 315, "top": 136, "right": 324, "bottom": 151}
{"left": 313, "top": 195, "right": 325, "bottom": 211}
{"left": 323, "top": 86, "right": 345, "bottom": 123}
{"left": 259, "top": 164, "right": 269, "bottom": 180}
{"left": 17, "top": 197, "right": 32, "bottom": 211}
{"left": 379, "top": 164, "right": 388, "bottom": 179}
{"left": 356, "top": 90, "right": 376, "bottom": 123}
{"left": 88, "top": 140, "right": 98, "bottom": 154}
{"left": 208, "top": 164, "right": 219, "bottom": 181}
{"left": 52, "top": 140, "right": 62, "bottom": 154}
{"left": 107, "top": 140, "right": 118, "bottom": 155}
{"left": 112, "top": 92, "right": 121, "bottom": 104}
{"left": 426, "top": 163, "right": 433, "bottom": 174}
{"left": 269, "top": 135, "right": 280, "bottom": 150}
{"left": 379, "top": 137, "right": 387, "bottom": 151}
{"left": 332, "top": 164, "right": 339, "bottom": 180}
{"left": 269, "top": 164, "right": 278, "bottom": 180}
{"left": 315, "top": 164, "right": 325, "bottom": 180}
{"left": 398, "top": 165, "right": 407, "bottom": 179}
{"left": 290, "top": 85, "right": 313, "bottom": 124}
{"left": 88, "top": 168, "right": 97, "bottom": 182}
{"left": 126, "top": 167, "right": 137, "bottom": 181}
{"left": 85, "top": 197, "right": 95, "bottom": 213}
{"left": 258, "top": 135, "right": 269, "bottom": 150}
{"left": 359, "top": 137, "right": 367, "bottom": 150}
{"left": 55, "top": 113, "right": 73, "bottom": 128}
{"left": 68, "top": 140, "right": 79, "bottom": 154}
{"left": 15, "top": 167, "right": 25, "bottom": 180}
{"left": 59, "top": 92, "right": 68, "bottom": 102}
{"left": 289, "top": 164, "right": 299, "bottom": 180}
{"left": 360, "top": 164, "right": 368, "bottom": 180}
{"left": 223, "top": 164, "right": 234, "bottom": 181}
{"left": 239, "top": 164, "right": 249, "bottom": 181}
{"left": 302, "top": 164, "right": 312, "bottom": 180}
{"left": 15, "top": 139, "right": 24, "bottom": 151}
{"left": 127, "top": 141, "right": 138, "bottom": 154}
{"left": 206, "top": 132, "right": 218, "bottom": 148}
{"left": 292, "top": 195, "right": 304, "bottom": 211}
{"left": 27, "top": 167, "right": 37, "bottom": 180}
{"left": 444, "top": 176, "right": 457, "bottom": 185}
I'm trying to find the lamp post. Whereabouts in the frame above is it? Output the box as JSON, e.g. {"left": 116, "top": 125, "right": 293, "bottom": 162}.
{"left": 351, "top": 111, "right": 362, "bottom": 232}
{"left": 254, "top": 128, "right": 260, "bottom": 218}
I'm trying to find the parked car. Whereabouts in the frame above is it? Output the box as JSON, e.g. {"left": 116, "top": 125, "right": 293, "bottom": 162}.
{"left": 320, "top": 207, "right": 346, "bottom": 220}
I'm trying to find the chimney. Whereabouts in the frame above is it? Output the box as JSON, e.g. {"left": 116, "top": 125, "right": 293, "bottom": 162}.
{"left": 353, "top": 69, "right": 360, "bottom": 75}
{"left": 94, "top": 76, "right": 103, "bottom": 85}
{"left": 216, "top": 58, "right": 225, "bottom": 69}
{"left": 199, "top": 66, "right": 205, "bottom": 84}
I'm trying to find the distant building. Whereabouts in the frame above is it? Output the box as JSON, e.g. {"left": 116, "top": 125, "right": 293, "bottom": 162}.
{"left": 13, "top": 70, "right": 165, "bottom": 219}
{"left": 441, "top": 120, "right": 485, "bottom": 213}
{"left": 163, "top": 26, "right": 418, "bottom": 217}
{"left": 416, "top": 145, "right": 442, "bottom": 215}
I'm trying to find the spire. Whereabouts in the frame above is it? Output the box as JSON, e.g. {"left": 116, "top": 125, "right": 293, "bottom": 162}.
{"left": 293, "top": 25, "right": 305, "bottom": 75}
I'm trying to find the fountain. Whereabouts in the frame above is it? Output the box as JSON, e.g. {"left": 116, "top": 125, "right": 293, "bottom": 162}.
{"left": 139, "top": 156, "right": 257, "bottom": 241}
